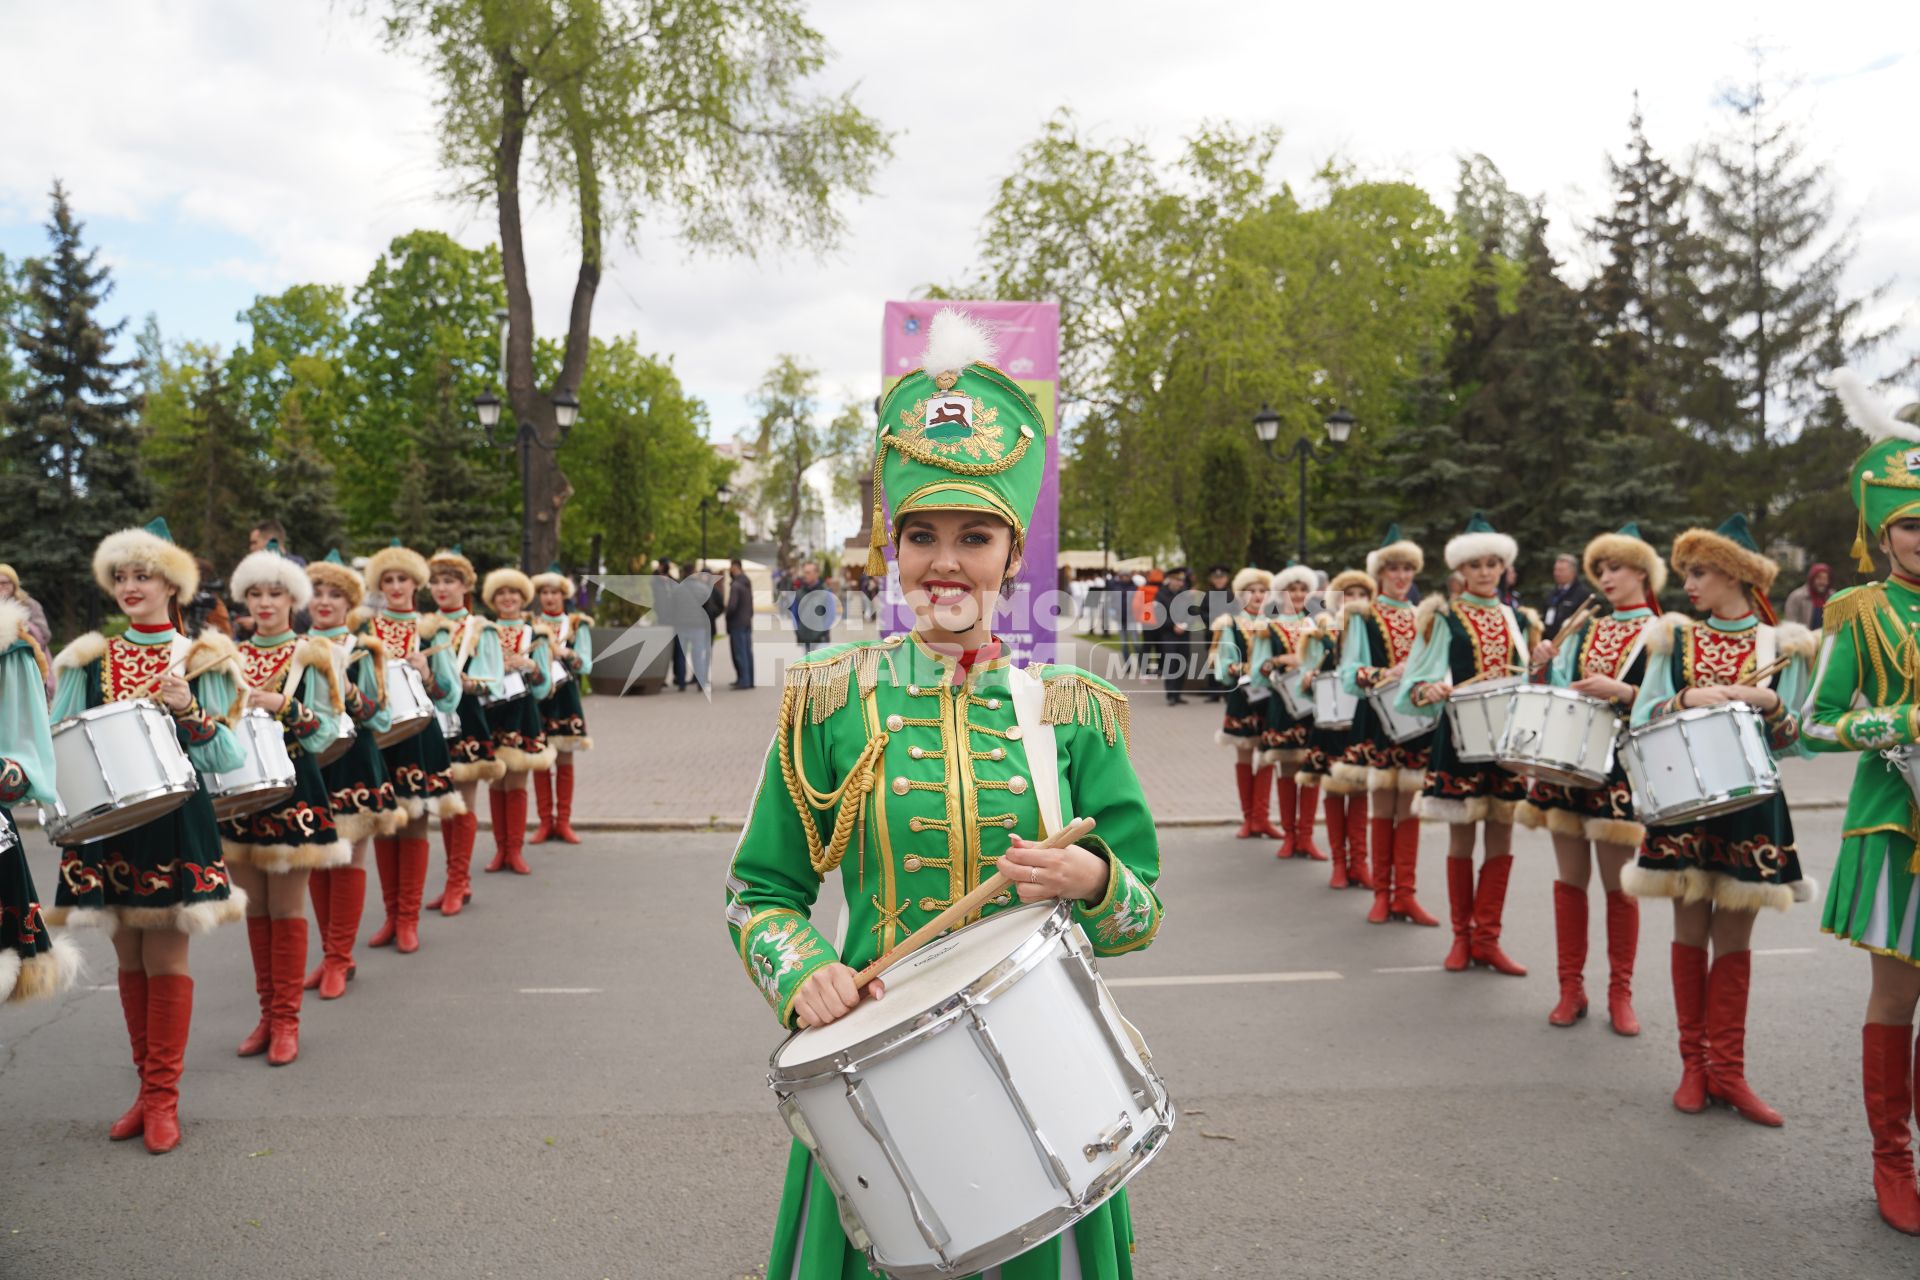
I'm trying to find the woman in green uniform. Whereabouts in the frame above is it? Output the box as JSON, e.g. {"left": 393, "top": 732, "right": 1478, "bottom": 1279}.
{"left": 724, "top": 311, "right": 1164, "bottom": 1279}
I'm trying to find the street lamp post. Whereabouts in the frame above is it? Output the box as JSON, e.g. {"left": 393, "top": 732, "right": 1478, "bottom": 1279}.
{"left": 1253, "top": 403, "right": 1355, "bottom": 565}
{"left": 472, "top": 310, "right": 582, "bottom": 569}
{"left": 697, "top": 484, "right": 733, "bottom": 565}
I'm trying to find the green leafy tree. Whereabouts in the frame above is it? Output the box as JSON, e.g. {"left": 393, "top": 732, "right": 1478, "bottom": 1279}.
{"left": 142, "top": 347, "right": 271, "bottom": 575}
{"left": 0, "top": 184, "right": 149, "bottom": 636}
{"left": 1184, "top": 431, "right": 1255, "bottom": 574}
{"left": 374, "top": 0, "right": 891, "bottom": 568}
{"left": 743, "top": 357, "right": 862, "bottom": 570}
{"left": 1358, "top": 361, "right": 1501, "bottom": 594}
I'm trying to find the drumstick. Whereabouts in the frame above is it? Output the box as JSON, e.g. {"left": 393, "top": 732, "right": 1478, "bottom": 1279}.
{"left": 138, "top": 651, "right": 240, "bottom": 699}
{"left": 1533, "top": 598, "right": 1600, "bottom": 669}
{"left": 1454, "top": 664, "right": 1527, "bottom": 691}
{"left": 1736, "top": 656, "right": 1792, "bottom": 687}
{"left": 851, "top": 817, "right": 1097, "bottom": 989}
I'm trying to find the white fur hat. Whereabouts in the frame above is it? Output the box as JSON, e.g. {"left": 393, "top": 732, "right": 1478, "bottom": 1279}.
{"left": 1444, "top": 512, "right": 1518, "bottom": 570}
{"left": 1272, "top": 564, "right": 1317, "bottom": 595}
{"left": 231, "top": 544, "right": 313, "bottom": 610}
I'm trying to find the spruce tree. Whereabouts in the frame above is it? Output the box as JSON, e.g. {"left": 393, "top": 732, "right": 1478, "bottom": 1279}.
{"left": 0, "top": 183, "right": 149, "bottom": 636}
{"left": 143, "top": 353, "right": 269, "bottom": 574}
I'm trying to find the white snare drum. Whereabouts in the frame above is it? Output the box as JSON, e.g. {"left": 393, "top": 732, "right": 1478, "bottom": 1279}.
{"left": 1619, "top": 702, "right": 1778, "bottom": 826}
{"left": 204, "top": 708, "right": 297, "bottom": 821}
{"left": 547, "top": 658, "right": 571, "bottom": 690}
{"left": 769, "top": 901, "right": 1174, "bottom": 1280}
{"left": 1366, "top": 678, "right": 1433, "bottom": 744}
{"left": 1276, "top": 670, "right": 1313, "bottom": 720}
{"left": 479, "top": 670, "right": 529, "bottom": 708}
{"left": 1446, "top": 676, "right": 1527, "bottom": 763}
{"left": 377, "top": 660, "right": 434, "bottom": 747}
{"left": 43, "top": 700, "right": 199, "bottom": 845}
{"left": 436, "top": 707, "right": 462, "bottom": 741}
{"left": 1311, "top": 672, "right": 1357, "bottom": 729}
{"left": 1496, "top": 687, "right": 1621, "bottom": 788}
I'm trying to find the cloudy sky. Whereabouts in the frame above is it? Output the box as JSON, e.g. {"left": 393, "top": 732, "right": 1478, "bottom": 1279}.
{"left": 3, "top": 1, "right": 1916, "bottom": 445}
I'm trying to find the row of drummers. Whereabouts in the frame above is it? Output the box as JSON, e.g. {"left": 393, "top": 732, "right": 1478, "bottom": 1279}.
{"left": 0, "top": 527, "right": 594, "bottom": 1155}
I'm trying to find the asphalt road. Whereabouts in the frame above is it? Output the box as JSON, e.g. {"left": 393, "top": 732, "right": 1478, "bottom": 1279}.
{"left": 2, "top": 813, "right": 1915, "bottom": 1279}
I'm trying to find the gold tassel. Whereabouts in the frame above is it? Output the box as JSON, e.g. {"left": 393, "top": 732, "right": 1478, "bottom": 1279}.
{"left": 1855, "top": 507, "right": 1876, "bottom": 575}
{"left": 865, "top": 439, "right": 890, "bottom": 578}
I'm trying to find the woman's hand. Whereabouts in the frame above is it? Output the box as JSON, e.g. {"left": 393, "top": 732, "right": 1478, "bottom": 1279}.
{"left": 1412, "top": 681, "right": 1453, "bottom": 707}
{"left": 246, "top": 688, "right": 288, "bottom": 713}
{"left": 507, "top": 655, "right": 538, "bottom": 674}
{"left": 1723, "top": 685, "right": 1781, "bottom": 713}
{"left": 1384, "top": 662, "right": 1406, "bottom": 683}
{"left": 1571, "top": 675, "right": 1632, "bottom": 702}
{"left": 1000, "top": 837, "right": 1110, "bottom": 905}
{"left": 406, "top": 651, "right": 431, "bottom": 676}
{"left": 155, "top": 673, "right": 193, "bottom": 714}
{"left": 1272, "top": 652, "right": 1301, "bottom": 670}
{"left": 1682, "top": 686, "right": 1735, "bottom": 709}
{"left": 1228, "top": 662, "right": 1246, "bottom": 678}
{"left": 1530, "top": 640, "right": 1557, "bottom": 668}
{"left": 791, "top": 963, "right": 884, "bottom": 1029}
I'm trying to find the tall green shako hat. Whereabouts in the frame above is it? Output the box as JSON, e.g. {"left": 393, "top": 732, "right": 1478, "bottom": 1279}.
{"left": 867, "top": 309, "right": 1052, "bottom": 578}
{"left": 1833, "top": 368, "right": 1920, "bottom": 574}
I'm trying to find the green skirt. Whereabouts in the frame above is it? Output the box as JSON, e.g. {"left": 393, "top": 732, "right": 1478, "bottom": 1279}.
{"left": 1822, "top": 831, "right": 1920, "bottom": 968}
{"left": 769, "top": 1141, "right": 1137, "bottom": 1279}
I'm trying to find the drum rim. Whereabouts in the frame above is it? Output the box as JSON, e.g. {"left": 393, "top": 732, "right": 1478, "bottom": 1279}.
{"left": 1619, "top": 699, "right": 1765, "bottom": 739}
{"left": 44, "top": 780, "right": 199, "bottom": 844}
{"left": 49, "top": 697, "right": 181, "bottom": 732}
{"left": 1448, "top": 676, "right": 1527, "bottom": 703}
{"left": 1621, "top": 702, "right": 1779, "bottom": 824}
{"left": 1495, "top": 687, "right": 1620, "bottom": 783}
{"left": 768, "top": 901, "right": 1071, "bottom": 1084}
{"left": 211, "top": 782, "right": 298, "bottom": 820}
{"left": 373, "top": 718, "right": 432, "bottom": 747}
{"left": 1639, "top": 784, "right": 1777, "bottom": 826}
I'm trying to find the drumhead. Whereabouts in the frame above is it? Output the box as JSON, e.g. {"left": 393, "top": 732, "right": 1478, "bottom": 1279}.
{"left": 772, "top": 902, "right": 1058, "bottom": 1067}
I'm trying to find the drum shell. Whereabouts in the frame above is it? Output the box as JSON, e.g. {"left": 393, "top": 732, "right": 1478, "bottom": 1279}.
{"left": 479, "top": 669, "right": 530, "bottom": 708}
{"left": 1311, "top": 673, "right": 1357, "bottom": 730}
{"left": 769, "top": 903, "right": 1173, "bottom": 1279}
{"left": 1365, "top": 678, "right": 1433, "bottom": 745}
{"left": 1275, "top": 673, "right": 1313, "bottom": 721}
{"left": 547, "top": 659, "right": 571, "bottom": 690}
{"left": 1496, "top": 687, "right": 1620, "bottom": 789}
{"left": 204, "top": 708, "right": 298, "bottom": 822}
{"left": 314, "top": 717, "right": 356, "bottom": 768}
{"left": 378, "top": 661, "right": 434, "bottom": 747}
{"left": 1446, "top": 677, "right": 1527, "bottom": 763}
{"left": 1619, "top": 703, "right": 1779, "bottom": 827}
{"left": 44, "top": 701, "right": 199, "bottom": 845}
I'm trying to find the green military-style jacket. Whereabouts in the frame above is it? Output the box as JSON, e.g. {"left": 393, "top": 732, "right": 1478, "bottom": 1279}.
{"left": 1804, "top": 579, "right": 1920, "bottom": 841}
{"left": 725, "top": 632, "right": 1164, "bottom": 1028}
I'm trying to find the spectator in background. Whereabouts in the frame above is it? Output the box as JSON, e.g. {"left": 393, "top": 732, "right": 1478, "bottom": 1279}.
{"left": 1148, "top": 567, "right": 1194, "bottom": 704}
{"left": 654, "top": 559, "right": 689, "bottom": 691}
{"left": 1498, "top": 563, "right": 1522, "bottom": 609}
{"left": 725, "top": 559, "right": 756, "bottom": 689}
{"left": 1539, "top": 552, "right": 1593, "bottom": 635}
{"left": 1200, "top": 565, "right": 1234, "bottom": 702}
{"left": 1783, "top": 562, "right": 1831, "bottom": 631}
{"left": 790, "top": 559, "right": 837, "bottom": 656}
{"left": 687, "top": 560, "right": 720, "bottom": 692}
{"left": 182, "top": 558, "right": 231, "bottom": 639}
{"left": 0, "top": 563, "right": 53, "bottom": 652}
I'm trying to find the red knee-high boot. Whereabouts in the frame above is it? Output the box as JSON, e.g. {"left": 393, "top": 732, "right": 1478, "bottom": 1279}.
{"left": 395, "top": 837, "right": 430, "bottom": 954}
{"left": 485, "top": 789, "right": 510, "bottom": 873}
{"left": 236, "top": 915, "right": 272, "bottom": 1057}
{"left": 303, "top": 868, "right": 332, "bottom": 991}
{"left": 531, "top": 767, "right": 555, "bottom": 844}
{"left": 1346, "top": 795, "right": 1373, "bottom": 889}
{"left": 1863, "top": 1024, "right": 1920, "bottom": 1235}
{"left": 554, "top": 755, "right": 581, "bottom": 844}
{"left": 108, "top": 971, "right": 149, "bottom": 1141}
{"left": 1444, "top": 857, "right": 1475, "bottom": 971}
{"left": 1366, "top": 816, "right": 1394, "bottom": 924}
{"left": 1391, "top": 818, "right": 1439, "bottom": 927}
{"left": 1233, "top": 762, "right": 1255, "bottom": 839}
{"left": 1325, "top": 793, "right": 1349, "bottom": 888}
{"left": 439, "top": 813, "right": 475, "bottom": 916}
{"left": 142, "top": 974, "right": 193, "bottom": 1155}
{"left": 320, "top": 865, "right": 365, "bottom": 999}
{"left": 368, "top": 838, "right": 401, "bottom": 947}
{"left": 1468, "top": 855, "right": 1526, "bottom": 976}
{"left": 1671, "top": 942, "right": 1711, "bottom": 1113}
{"left": 1250, "top": 764, "right": 1283, "bottom": 841}
{"left": 1548, "top": 882, "right": 1588, "bottom": 1025}
{"left": 1270, "top": 772, "right": 1296, "bottom": 854}
{"left": 1605, "top": 890, "right": 1640, "bottom": 1036}
{"left": 505, "top": 788, "right": 532, "bottom": 875}
{"left": 268, "top": 916, "right": 306, "bottom": 1067}
{"left": 1295, "top": 781, "right": 1327, "bottom": 861}
{"left": 1704, "top": 950, "right": 1782, "bottom": 1126}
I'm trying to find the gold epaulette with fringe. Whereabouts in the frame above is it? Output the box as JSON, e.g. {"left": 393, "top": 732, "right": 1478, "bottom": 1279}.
{"left": 783, "top": 642, "right": 898, "bottom": 725}
{"left": 1038, "top": 667, "right": 1132, "bottom": 753}
{"left": 1822, "top": 584, "right": 1881, "bottom": 637}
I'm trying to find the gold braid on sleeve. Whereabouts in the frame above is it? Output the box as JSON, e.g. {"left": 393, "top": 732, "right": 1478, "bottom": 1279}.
{"left": 776, "top": 681, "right": 891, "bottom": 875}
{"left": 1040, "top": 672, "right": 1132, "bottom": 753}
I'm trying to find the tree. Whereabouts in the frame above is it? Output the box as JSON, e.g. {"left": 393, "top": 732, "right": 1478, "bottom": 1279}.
{"left": 375, "top": 0, "right": 891, "bottom": 568}
{"left": 1184, "top": 432, "right": 1255, "bottom": 575}
{"left": 142, "top": 347, "right": 271, "bottom": 575}
{"left": 229, "top": 285, "right": 354, "bottom": 555}
{"left": 0, "top": 184, "right": 149, "bottom": 636}
{"left": 0, "top": 253, "right": 32, "bottom": 405}
{"left": 744, "top": 356, "right": 862, "bottom": 569}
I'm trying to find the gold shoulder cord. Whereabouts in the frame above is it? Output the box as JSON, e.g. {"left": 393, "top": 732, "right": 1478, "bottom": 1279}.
{"left": 777, "top": 658, "right": 894, "bottom": 876}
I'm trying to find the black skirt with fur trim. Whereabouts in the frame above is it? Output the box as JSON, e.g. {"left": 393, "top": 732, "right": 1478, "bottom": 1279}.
{"left": 1631, "top": 794, "right": 1804, "bottom": 912}
{"left": 1419, "top": 718, "right": 1527, "bottom": 811}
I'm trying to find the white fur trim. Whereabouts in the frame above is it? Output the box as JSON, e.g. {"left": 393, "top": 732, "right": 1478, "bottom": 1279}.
{"left": 1445, "top": 530, "right": 1518, "bottom": 570}
{"left": 1367, "top": 541, "right": 1425, "bottom": 578}
{"left": 1415, "top": 594, "right": 1450, "bottom": 640}
{"left": 0, "top": 598, "right": 27, "bottom": 652}
{"left": 93, "top": 527, "right": 198, "bottom": 599}
{"left": 53, "top": 631, "right": 109, "bottom": 673}
{"left": 231, "top": 549, "right": 314, "bottom": 610}
{"left": 450, "top": 759, "right": 508, "bottom": 784}
{"left": 922, "top": 308, "right": 999, "bottom": 376}
{"left": 429, "top": 792, "right": 469, "bottom": 820}
{"left": 0, "top": 949, "right": 16, "bottom": 1003}
{"left": 1273, "top": 565, "right": 1317, "bottom": 594}
{"left": 1416, "top": 794, "right": 1482, "bottom": 825}
{"left": 222, "top": 838, "right": 353, "bottom": 874}
{"left": 497, "top": 744, "right": 557, "bottom": 774}
{"left": 1831, "top": 368, "right": 1920, "bottom": 443}
{"left": 549, "top": 734, "right": 593, "bottom": 752}
{"left": 1645, "top": 614, "right": 1690, "bottom": 657}
{"left": 1774, "top": 621, "right": 1817, "bottom": 664}
{"left": 8, "top": 935, "right": 83, "bottom": 1003}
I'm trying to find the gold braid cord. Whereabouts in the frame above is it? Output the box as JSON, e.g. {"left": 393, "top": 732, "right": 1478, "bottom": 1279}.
{"left": 776, "top": 656, "right": 892, "bottom": 875}
{"left": 1040, "top": 670, "right": 1132, "bottom": 754}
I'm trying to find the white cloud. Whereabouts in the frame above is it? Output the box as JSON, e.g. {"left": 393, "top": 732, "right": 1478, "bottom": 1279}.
{"left": 3, "top": 0, "right": 1914, "bottom": 438}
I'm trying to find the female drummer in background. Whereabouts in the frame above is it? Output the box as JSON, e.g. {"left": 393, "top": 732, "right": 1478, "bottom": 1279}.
{"left": 1340, "top": 527, "right": 1439, "bottom": 928}
{"left": 1623, "top": 515, "right": 1814, "bottom": 1127}
{"left": 359, "top": 543, "right": 465, "bottom": 953}
{"left": 221, "top": 543, "right": 350, "bottom": 1066}
{"left": 1519, "top": 524, "right": 1663, "bottom": 1034}
{"left": 1395, "top": 513, "right": 1539, "bottom": 976}
{"left": 724, "top": 310, "right": 1163, "bottom": 1279}
{"left": 1803, "top": 371, "right": 1920, "bottom": 1234}
{"left": 424, "top": 548, "right": 504, "bottom": 911}
{"left": 479, "top": 569, "right": 554, "bottom": 877}
{"left": 303, "top": 551, "right": 402, "bottom": 1001}
{"left": 1299, "top": 570, "right": 1375, "bottom": 889}
{"left": 1266, "top": 565, "right": 1325, "bottom": 860}
{"left": 47, "top": 519, "right": 250, "bottom": 1154}
{"left": 0, "top": 595, "right": 78, "bottom": 1007}
{"left": 530, "top": 565, "right": 593, "bottom": 845}
{"left": 1211, "top": 567, "right": 1282, "bottom": 839}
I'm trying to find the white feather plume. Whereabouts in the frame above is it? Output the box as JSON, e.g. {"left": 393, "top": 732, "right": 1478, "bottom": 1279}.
{"left": 1831, "top": 367, "right": 1920, "bottom": 444}
{"left": 921, "top": 308, "right": 998, "bottom": 376}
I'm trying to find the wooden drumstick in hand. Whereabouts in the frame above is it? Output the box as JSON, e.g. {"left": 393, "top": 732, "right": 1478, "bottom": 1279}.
{"left": 852, "top": 816, "right": 1097, "bottom": 989}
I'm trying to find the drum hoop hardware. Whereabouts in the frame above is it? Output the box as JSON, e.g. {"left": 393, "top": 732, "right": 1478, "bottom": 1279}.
{"left": 1083, "top": 1112, "right": 1134, "bottom": 1161}
{"left": 964, "top": 1009, "right": 1077, "bottom": 1192}
{"left": 845, "top": 1077, "right": 954, "bottom": 1260}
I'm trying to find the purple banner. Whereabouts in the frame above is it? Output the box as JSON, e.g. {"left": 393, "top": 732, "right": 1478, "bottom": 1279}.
{"left": 880, "top": 300, "right": 1062, "bottom": 664}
